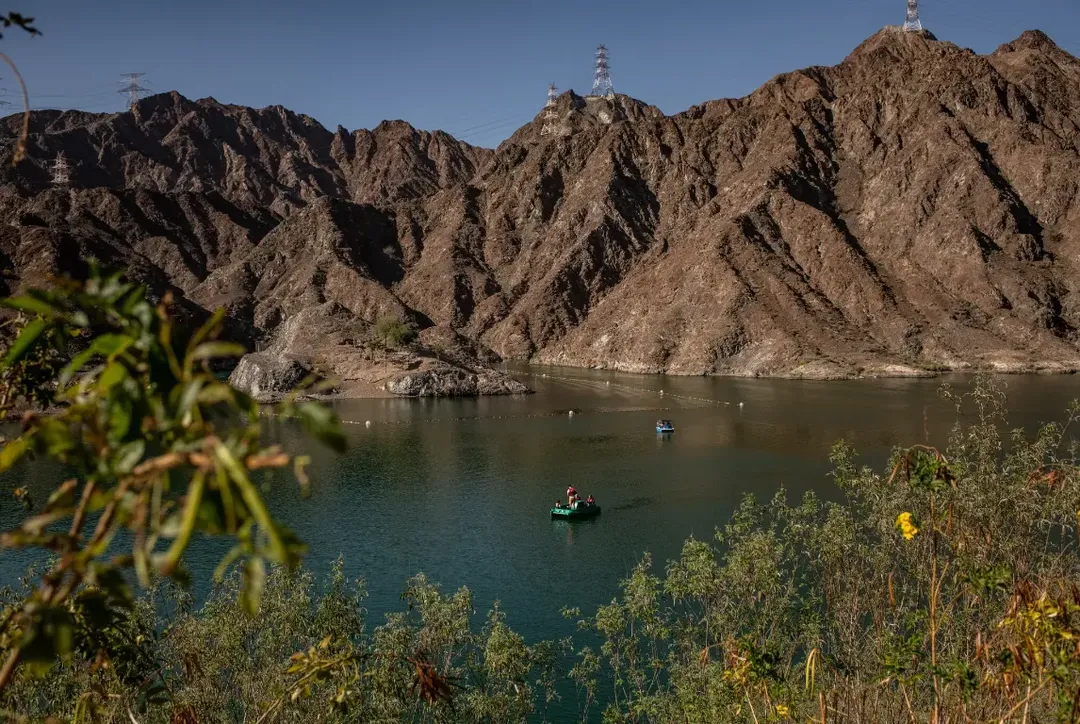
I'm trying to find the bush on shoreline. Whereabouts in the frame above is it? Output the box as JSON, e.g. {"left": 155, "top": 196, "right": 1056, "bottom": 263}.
{"left": 1, "top": 559, "right": 562, "bottom": 723}
{"left": 562, "top": 379, "right": 1080, "bottom": 722}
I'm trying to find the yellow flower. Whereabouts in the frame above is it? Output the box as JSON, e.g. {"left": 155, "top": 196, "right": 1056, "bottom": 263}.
{"left": 896, "top": 512, "right": 919, "bottom": 540}
{"left": 775, "top": 703, "right": 791, "bottom": 718}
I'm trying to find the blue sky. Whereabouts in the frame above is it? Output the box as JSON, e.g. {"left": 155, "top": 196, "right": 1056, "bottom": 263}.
{"left": 2, "top": 0, "right": 1077, "bottom": 148}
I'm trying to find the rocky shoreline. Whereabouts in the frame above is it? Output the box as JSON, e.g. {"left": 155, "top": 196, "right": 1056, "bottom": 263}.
{"left": 228, "top": 349, "right": 530, "bottom": 403}
{"left": 230, "top": 357, "right": 1078, "bottom": 403}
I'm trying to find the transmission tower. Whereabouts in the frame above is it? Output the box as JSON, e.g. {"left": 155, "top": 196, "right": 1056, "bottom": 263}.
{"left": 118, "top": 72, "right": 150, "bottom": 109}
{"left": 541, "top": 83, "right": 558, "bottom": 136}
{"left": 902, "top": 0, "right": 922, "bottom": 32}
{"left": 592, "top": 44, "right": 614, "bottom": 99}
{"left": 50, "top": 153, "right": 70, "bottom": 185}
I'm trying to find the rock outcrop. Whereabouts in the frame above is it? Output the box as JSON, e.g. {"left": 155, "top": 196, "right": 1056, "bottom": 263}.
{"left": 386, "top": 366, "right": 529, "bottom": 397}
{"left": 2, "top": 27, "right": 1079, "bottom": 383}
{"left": 229, "top": 352, "right": 311, "bottom": 402}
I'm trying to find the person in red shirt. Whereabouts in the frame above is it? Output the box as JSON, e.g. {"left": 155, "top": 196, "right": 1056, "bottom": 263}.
{"left": 566, "top": 485, "right": 578, "bottom": 507}
{"left": 586, "top": 495, "right": 595, "bottom": 505}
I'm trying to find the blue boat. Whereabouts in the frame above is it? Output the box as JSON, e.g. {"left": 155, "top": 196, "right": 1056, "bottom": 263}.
{"left": 656, "top": 419, "right": 675, "bottom": 433}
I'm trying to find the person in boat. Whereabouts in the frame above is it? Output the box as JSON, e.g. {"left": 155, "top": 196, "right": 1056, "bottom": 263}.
{"left": 586, "top": 495, "right": 595, "bottom": 506}
{"left": 554, "top": 500, "right": 564, "bottom": 509}
{"left": 567, "top": 485, "right": 578, "bottom": 507}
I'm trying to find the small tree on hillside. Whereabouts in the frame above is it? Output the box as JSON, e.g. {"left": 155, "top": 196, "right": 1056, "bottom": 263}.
{"left": 373, "top": 316, "right": 417, "bottom": 349}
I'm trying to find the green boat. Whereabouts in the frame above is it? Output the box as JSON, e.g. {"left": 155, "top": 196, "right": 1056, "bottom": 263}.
{"left": 551, "top": 503, "right": 601, "bottom": 520}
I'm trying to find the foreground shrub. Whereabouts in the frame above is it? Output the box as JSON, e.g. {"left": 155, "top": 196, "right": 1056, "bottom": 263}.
{"left": 0, "top": 560, "right": 561, "bottom": 723}
{"left": 566, "top": 378, "right": 1080, "bottom": 722}
{"left": 0, "top": 268, "right": 344, "bottom": 713}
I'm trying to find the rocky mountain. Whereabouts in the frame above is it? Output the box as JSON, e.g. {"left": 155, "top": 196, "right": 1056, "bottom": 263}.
{"left": 2, "top": 26, "right": 1079, "bottom": 392}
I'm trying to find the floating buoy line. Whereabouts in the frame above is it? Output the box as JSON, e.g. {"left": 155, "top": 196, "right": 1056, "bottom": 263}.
{"left": 261, "top": 404, "right": 678, "bottom": 427}
{"left": 259, "top": 371, "right": 744, "bottom": 428}
{"left": 516, "top": 370, "right": 739, "bottom": 408}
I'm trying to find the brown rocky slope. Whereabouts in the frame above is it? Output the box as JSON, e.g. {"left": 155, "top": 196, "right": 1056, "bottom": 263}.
{"left": 1, "top": 26, "right": 1079, "bottom": 389}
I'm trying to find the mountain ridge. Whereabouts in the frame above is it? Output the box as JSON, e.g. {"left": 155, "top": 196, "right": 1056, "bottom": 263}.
{"left": 1, "top": 27, "right": 1078, "bottom": 392}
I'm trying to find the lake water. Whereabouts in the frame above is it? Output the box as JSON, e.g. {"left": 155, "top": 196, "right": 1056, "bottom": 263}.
{"left": 214, "top": 371, "right": 1080, "bottom": 635}
{"left": 3, "top": 368, "right": 1080, "bottom": 685}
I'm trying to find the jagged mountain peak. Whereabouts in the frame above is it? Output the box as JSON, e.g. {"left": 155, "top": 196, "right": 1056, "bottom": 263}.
{"left": 506, "top": 90, "right": 664, "bottom": 146}
{"left": 995, "top": 29, "right": 1065, "bottom": 55}
{"left": 0, "top": 90, "right": 490, "bottom": 208}
{"left": 2, "top": 27, "right": 1079, "bottom": 388}
{"left": 372, "top": 118, "right": 423, "bottom": 136}
{"left": 840, "top": 26, "right": 962, "bottom": 68}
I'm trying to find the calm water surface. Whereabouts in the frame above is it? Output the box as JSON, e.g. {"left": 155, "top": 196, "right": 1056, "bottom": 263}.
{"left": 3, "top": 369, "right": 1080, "bottom": 661}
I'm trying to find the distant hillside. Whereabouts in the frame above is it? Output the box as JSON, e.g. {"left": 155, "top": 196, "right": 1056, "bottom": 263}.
{"left": 2, "top": 26, "right": 1079, "bottom": 390}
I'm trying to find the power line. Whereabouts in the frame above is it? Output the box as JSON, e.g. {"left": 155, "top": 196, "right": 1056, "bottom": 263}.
{"left": 448, "top": 115, "right": 530, "bottom": 136}
{"left": 455, "top": 118, "right": 531, "bottom": 141}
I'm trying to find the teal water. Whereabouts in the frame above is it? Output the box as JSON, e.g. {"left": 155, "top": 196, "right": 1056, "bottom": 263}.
{"left": 2, "top": 369, "right": 1080, "bottom": 703}
{"left": 216, "top": 370, "right": 1080, "bottom": 642}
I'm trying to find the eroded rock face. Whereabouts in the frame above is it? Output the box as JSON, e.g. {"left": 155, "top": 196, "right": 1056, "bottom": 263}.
{"left": 386, "top": 365, "right": 528, "bottom": 397}
{"left": 229, "top": 353, "right": 310, "bottom": 402}
{"left": 2, "top": 27, "right": 1079, "bottom": 382}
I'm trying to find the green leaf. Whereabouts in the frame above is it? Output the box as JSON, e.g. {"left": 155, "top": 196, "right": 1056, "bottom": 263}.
{"left": 187, "top": 307, "right": 226, "bottom": 351}
{"left": 88, "top": 566, "right": 134, "bottom": 608}
{"left": 58, "top": 334, "right": 134, "bottom": 387}
{"left": 240, "top": 556, "right": 266, "bottom": 616}
{"left": 190, "top": 341, "right": 246, "bottom": 362}
{"left": 131, "top": 300, "right": 153, "bottom": 329}
{"left": 134, "top": 540, "right": 151, "bottom": 588}
{"left": 0, "top": 295, "right": 56, "bottom": 316}
{"left": 159, "top": 471, "right": 204, "bottom": 576}
{"left": 91, "top": 333, "right": 134, "bottom": 358}
{"left": 196, "top": 381, "right": 236, "bottom": 406}
{"left": 175, "top": 378, "right": 205, "bottom": 419}
{"left": 98, "top": 360, "right": 128, "bottom": 392}
{"left": 108, "top": 396, "right": 134, "bottom": 440}
{"left": 0, "top": 435, "right": 29, "bottom": 472}
{"left": 212, "top": 543, "right": 247, "bottom": 581}
{"left": 118, "top": 285, "right": 146, "bottom": 315}
{"left": 58, "top": 347, "right": 96, "bottom": 387}
{"left": 43, "top": 480, "right": 77, "bottom": 511}
{"left": 19, "top": 606, "right": 76, "bottom": 663}
{"left": 73, "top": 590, "right": 119, "bottom": 629}
{"left": 38, "top": 418, "right": 74, "bottom": 458}
{"left": 114, "top": 440, "right": 146, "bottom": 475}
{"left": 1, "top": 316, "right": 47, "bottom": 367}
{"left": 295, "top": 401, "right": 347, "bottom": 454}
{"left": 215, "top": 443, "right": 288, "bottom": 563}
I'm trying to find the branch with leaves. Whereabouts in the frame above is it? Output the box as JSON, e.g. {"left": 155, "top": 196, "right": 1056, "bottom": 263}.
{"left": 0, "top": 267, "right": 345, "bottom": 692}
